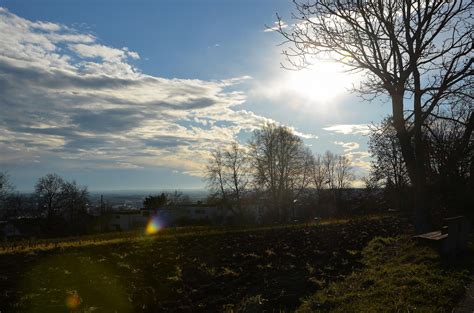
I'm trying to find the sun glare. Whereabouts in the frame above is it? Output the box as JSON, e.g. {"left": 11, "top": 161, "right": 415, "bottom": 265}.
{"left": 65, "top": 290, "right": 82, "bottom": 310}
{"left": 145, "top": 217, "right": 162, "bottom": 235}
{"left": 286, "top": 61, "right": 356, "bottom": 103}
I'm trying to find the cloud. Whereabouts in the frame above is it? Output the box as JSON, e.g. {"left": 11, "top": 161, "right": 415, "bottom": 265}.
{"left": 0, "top": 8, "right": 314, "bottom": 177}
{"left": 334, "top": 141, "right": 360, "bottom": 152}
{"left": 333, "top": 141, "right": 372, "bottom": 177}
{"left": 323, "top": 124, "right": 370, "bottom": 135}
{"left": 346, "top": 151, "right": 372, "bottom": 173}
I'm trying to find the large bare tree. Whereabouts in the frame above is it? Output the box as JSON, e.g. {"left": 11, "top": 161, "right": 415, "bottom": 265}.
{"left": 249, "top": 124, "right": 313, "bottom": 221}
{"left": 277, "top": 0, "right": 473, "bottom": 231}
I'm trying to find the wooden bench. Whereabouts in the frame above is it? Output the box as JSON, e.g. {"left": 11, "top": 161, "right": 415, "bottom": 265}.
{"left": 414, "top": 216, "right": 470, "bottom": 255}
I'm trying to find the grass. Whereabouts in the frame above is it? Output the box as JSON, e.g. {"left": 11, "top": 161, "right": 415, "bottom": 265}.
{"left": 297, "top": 236, "right": 472, "bottom": 313}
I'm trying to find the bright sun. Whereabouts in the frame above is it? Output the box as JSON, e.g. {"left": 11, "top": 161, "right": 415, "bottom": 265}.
{"left": 286, "top": 61, "right": 356, "bottom": 103}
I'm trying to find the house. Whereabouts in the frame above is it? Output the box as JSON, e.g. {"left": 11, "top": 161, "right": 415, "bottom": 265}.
{"left": 104, "top": 203, "right": 221, "bottom": 231}
{"left": 107, "top": 209, "right": 150, "bottom": 231}
{"left": 182, "top": 205, "right": 219, "bottom": 220}
{"left": 151, "top": 204, "right": 220, "bottom": 225}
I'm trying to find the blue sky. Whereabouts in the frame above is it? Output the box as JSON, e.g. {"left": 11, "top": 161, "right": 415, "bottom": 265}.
{"left": 0, "top": 0, "right": 392, "bottom": 191}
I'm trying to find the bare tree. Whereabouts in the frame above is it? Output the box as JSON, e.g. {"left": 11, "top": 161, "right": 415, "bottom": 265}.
{"left": 310, "top": 153, "right": 327, "bottom": 198}
{"left": 425, "top": 100, "right": 473, "bottom": 184}
{"left": 322, "top": 151, "right": 354, "bottom": 202}
{"left": 335, "top": 154, "right": 354, "bottom": 190}
{"left": 205, "top": 142, "right": 250, "bottom": 216}
{"left": 323, "top": 151, "right": 336, "bottom": 189}
{"left": 368, "top": 118, "right": 409, "bottom": 191}
{"left": 60, "top": 180, "right": 89, "bottom": 227}
{"left": 35, "top": 173, "right": 64, "bottom": 219}
{"left": 206, "top": 148, "right": 227, "bottom": 205}
{"left": 423, "top": 101, "right": 474, "bottom": 211}
{"left": 0, "top": 171, "right": 15, "bottom": 208}
{"left": 249, "top": 124, "right": 312, "bottom": 221}
{"left": 277, "top": 0, "right": 473, "bottom": 231}
{"left": 223, "top": 142, "right": 251, "bottom": 214}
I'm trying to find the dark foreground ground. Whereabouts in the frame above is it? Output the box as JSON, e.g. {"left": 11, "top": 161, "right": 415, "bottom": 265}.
{"left": 0, "top": 216, "right": 406, "bottom": 312}
{"left": 0, "top": 215, "right": 469, "bottom": 312}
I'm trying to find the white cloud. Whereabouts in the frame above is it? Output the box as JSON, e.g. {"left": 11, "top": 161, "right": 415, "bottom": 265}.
{"left": 69, "top": 44, "right": 140, "bottom": 62}
{"left": 346, "top": 151, "right": 372, "bottom": 172}
{"left": 334, "top": 141, "right": 360, "bottom": 152}
{"left": 0, "top": 7, "right": 314, "bottom": 177}
{"left": 127, "top": 50, "right": 140, "bottom": 60}
{"left": 69, "top": 44, "right": 126, "bottom": 61}
{"left": 323, "top": 124, "right": 370, "bottom": 135}
{"left": 333, "top": 140, "right": 372, "bottom": 180}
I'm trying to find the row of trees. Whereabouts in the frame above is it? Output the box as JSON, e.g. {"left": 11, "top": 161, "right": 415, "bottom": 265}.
{"left": 205, "top": 124, "right": 354, "bottom": 222}
{"left": 0, "top": 172, "right": 90, "bottom": 234}
{"left": 143, "top": 191, "right": 191, "bottom": 209}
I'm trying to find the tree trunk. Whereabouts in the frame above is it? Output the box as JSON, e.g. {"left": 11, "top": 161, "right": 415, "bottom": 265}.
{"left": 392, "top": 91, "right": 430, "bottom": 233}
{"left": 413, "top": 68, "right": 431, "bottom": 233}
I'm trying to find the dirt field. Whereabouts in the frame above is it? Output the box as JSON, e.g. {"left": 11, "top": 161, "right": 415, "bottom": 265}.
{"left": 0, "top": 216, "right": 407, "bottom": 312}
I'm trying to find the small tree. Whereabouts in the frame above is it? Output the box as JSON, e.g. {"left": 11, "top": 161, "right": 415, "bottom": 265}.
{"left": 310, "top": 153, "right": 327, "bottom": 202}
{"left": 334, "top": 154, "right": 354, "bottom": 190}
{"left": 321, "top": 151, "right": 354, "bottom": 213}
{"left": 143, "top": 193, "right": 168, "bottom": 209}
{"left": 223, "top": 142, "right": 251, "bottom": 215}
{"left": 60, "top": 180, "right": 89, "bottom": 227}
{"left": 368, "top": 118, "right": 410, "bottom": 210}
{"left": 368, "top": 118, "right": 409, "bottom": 191}
{"left": 0, "top": 171, "right": 15, "bottom": 210}
{"left": 35, "top": 173, "right": 64, "bottom": 219}
{"left": 206, "top": 148, "right": 228, "bottom": 207}
{"left": 205, "top": 142, "right": 250, "bottom": 217}
{"left": 323, "top": 151, "right": 336, "bottom": 189}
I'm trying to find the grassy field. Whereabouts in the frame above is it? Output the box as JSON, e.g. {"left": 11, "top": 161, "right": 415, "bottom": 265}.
{"left": 298, "top": 236, "right": 471, "bottom": 312}
{"left": 0, "top": 215, "right": 470, "bottom": 312}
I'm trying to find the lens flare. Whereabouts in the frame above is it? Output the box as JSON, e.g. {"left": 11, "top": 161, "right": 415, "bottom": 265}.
{"left": 145, "top": 217, "right": 161, "bottom": 235}
{"left": 65, "top": 290, "right": 82, "bottom": 310}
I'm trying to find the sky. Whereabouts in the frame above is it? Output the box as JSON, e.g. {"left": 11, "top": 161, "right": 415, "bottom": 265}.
{"left": 0, "top": 0, "right": 392, "bottom": 192}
